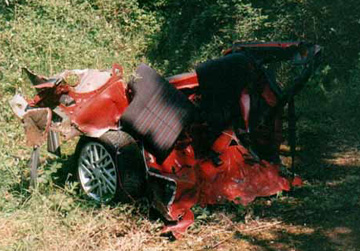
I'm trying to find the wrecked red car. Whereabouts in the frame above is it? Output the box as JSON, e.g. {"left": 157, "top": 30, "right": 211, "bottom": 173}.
{"left": 10, "top": 42, "right": 321, "bottom": 237}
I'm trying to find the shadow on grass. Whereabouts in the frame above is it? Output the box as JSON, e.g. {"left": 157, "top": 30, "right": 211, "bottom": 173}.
{"left": 144, "top": 0, "right": 239, "bottom": 74}
{"left": 187, "top": 65, "right": 359, "bottom": 249}
{"left": 46, "top": 153, "right": 152, "bottom": 212}
{"left": 39, "top": 80, "right": 360, "bottom": 250}
{"left": 216, "top": 84, "right": 360, "bottom": 249}
{"left": 205, "top": 152, "right": 360, "bottom": 250}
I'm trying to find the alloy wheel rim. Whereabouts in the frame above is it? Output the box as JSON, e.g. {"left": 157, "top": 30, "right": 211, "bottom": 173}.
{"left": 78, "top": 142, "right": 117, "bottom": 202}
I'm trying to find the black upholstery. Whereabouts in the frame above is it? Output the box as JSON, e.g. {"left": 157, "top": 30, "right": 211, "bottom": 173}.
{"left": 120, "top": 64, "right": 194, "bottom": 163}
{"left": 195, "top": 53, "right": 256, "bottom": 133}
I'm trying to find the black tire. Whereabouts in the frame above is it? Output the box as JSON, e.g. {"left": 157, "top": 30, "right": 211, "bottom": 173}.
{"left": 75, "top": 130, "right": 146, "bottom": 203}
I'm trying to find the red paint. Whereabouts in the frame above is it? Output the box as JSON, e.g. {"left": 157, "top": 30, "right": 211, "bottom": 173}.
{"left": 23, "top": 64, "right": 296, "bottom": 238}
{"left": 239, "top": 88, "right": 250, "bottom": 130}
{"left": 61, "top": 75, "right": 128, "bottom": 137}
{"left": 18, "top": 41, "right": 321, "bottom": 238}
{"left": 25, "top": 65, "right": 294, "bottom": 238}
{"left": 262, "top": 83, "right": 278, "bottom": 107}
{"left": 28, "top": 65, "right": 128, "bottom": 137}
{"left": 292, "top": 176, "right": 303, "bottom": 187}
{"left": 223, "top": 41, "right": 301, "bottom": 55}
{"left": 167, "top": 72, "right": 199, "bottom": 90}
{"left": 147, "top": 129, "right": 291, "bottom": 237}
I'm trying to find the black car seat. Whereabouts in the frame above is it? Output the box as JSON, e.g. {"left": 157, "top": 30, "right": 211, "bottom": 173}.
{"left": 120, "top": 64, "right": 194, "bottom": 164}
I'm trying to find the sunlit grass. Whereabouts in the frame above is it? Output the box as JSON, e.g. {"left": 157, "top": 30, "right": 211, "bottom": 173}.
{"left": 1, "top": 0, "right": 360, "bottom": 250}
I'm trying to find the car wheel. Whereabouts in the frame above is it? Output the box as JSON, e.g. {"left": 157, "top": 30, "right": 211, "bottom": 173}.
{"left": 76, "top": 130, "right": 146, "bottom": 203}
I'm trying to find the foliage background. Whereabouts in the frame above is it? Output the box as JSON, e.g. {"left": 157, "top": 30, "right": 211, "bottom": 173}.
{"left": 0, "top": 0, "right": 360, "bottom": 250}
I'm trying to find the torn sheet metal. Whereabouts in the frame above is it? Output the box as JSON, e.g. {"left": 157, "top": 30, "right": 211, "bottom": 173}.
{"left": 47, "top": 129, "right": 61, "bottom": 156}
{"left": 10, "top": 46, "right": 314, "bottom": 238}
{"left": 10, "top": 65, "right": 129, "bottom": 187}
{"left": 10, "top": 65, "right": 129, "bottom": 147}
{"left": 29, "top": 146, "right": 40, "bottom": 187}
{"left": 146, "top": 130, "right": 293, "bottom": 238}
{"left": 9, "top": 94, "right": 29, "bottom": 119}
{"left": 22, "top": 108, "right": 52, "bottom": 147}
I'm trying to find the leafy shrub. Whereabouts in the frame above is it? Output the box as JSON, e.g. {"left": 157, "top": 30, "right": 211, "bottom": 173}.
{"left": 0, "top": 0, "right": 160, "bottom": 88}
{"left": 145, "top": 0, "right": 270, "bottom": 74}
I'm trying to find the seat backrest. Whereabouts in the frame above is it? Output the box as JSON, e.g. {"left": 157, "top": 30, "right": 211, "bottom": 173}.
{"left": 120, "top": 64, "right": 194, "bottom": 163}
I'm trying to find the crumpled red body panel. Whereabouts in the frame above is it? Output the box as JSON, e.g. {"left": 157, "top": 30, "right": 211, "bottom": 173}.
{"left": 61, "top": 78, "right": 128, "bottom": 137}
{"left": 148, "top": 130, "right": 291, "bottom": 238}
{"left": 20, "top": 65, "right": 129, "bottom": 139}
{"left": 52, "top": 66, "right": 129, "bottom": 138}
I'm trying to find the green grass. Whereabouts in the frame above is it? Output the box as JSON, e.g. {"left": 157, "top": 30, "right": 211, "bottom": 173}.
{"left": 0, "top": 1, "right": 162, "bottom": 250}
{"left": 1, "top": 0, "right": 360, "bottom": 250}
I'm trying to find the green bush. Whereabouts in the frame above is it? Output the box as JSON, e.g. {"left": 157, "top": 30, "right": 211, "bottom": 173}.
{"left": 0, "top": 1, "right": 360, "bottom": 249}
{"left": 0, "top": 0, "right": 161, "bottom": 216}
{"left": 145, "top": 0, "right": 270, "bottom": 74}
{"left": 0, "top": 0, "right": 160, "bottom": 88}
